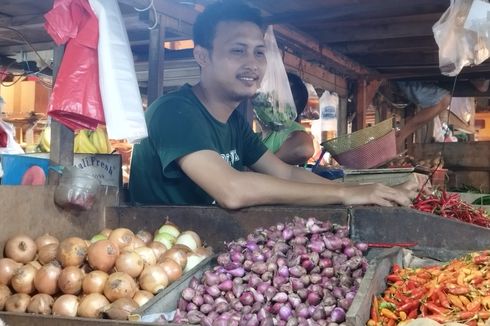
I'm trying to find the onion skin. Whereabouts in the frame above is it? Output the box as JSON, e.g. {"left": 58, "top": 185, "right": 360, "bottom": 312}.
{"left": 77, "top": 293, "right": 110, "bottom": 318}
{"left": 58, "top": 266, "right": 84, "bottom": 295}
{"left": 157, "top": 220, "right": 181, "bottom": 238}
{"left": 38, "top": 243, "right": 59, "bottom": 265}
{"left": 99, "top": 228, "right": 112, "bottom": 238}
{"left": 134, "top": 246, "right": 157, "bottom": 266}
{"left": 0, "top": 284, "right": 12, "bottom": 310}
{"left": 34, "top": 261, "right": 62, "bottom": 295}
{"left": 104, "top": 272, "right": 138, "bottom": 302}
{"left": 0, "top": 257, "right": 22, "bottom": 285}
{"left": 149, "top": 241, "right": 168, "bottom": 262}
{"left": 4, "top": 235, "right": 37, "bottom": 264}
{"left": 52, "top": 294, "right": 79, "bottom": 317}
{"left": 27, "top": 293, "right": 54, "bottom": 315}
{"left": 108, "top": 228, "right": 135, "bottom": 250}
{"left": 87, "top": 239, "right": 120, "bottom": 272}
{"left": 35, "top": 233, "right": 59, "bottom": 249}
{"left": 11, "top": 263, "right": 37, "bottom": 294}
{"left": 57, "top": 237, "right": 88, "bottom": 267}
{"left": 132, "top": 290, "right": 154, "bottom": 307}
{"left": 115, "top": 251, "right": 145, "bottom": 278}
{"left": 159, "top": 258, "right": 183, "bottom": 283}
{"left": 175, "top": 231, "right": 202, "bottom": 251}
{"left": 82, "top": 270, "right": 109, "bottom": 294}
{"left": 5, "top": 293, "right": 31, "bottom": 312}
{"left": 136, "top": 230, "right": 153, "bottom": 245}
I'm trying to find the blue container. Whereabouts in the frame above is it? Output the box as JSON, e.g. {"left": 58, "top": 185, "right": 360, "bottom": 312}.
{"left": 0, "top": 154, "right": 50, "bottom": 185}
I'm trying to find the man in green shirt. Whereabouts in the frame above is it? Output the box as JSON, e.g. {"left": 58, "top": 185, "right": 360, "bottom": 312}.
{"left": 129, "top": 1, "right": 417, "bottom": 208}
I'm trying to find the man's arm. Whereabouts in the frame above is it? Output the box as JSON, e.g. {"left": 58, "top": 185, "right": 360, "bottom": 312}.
{"left": 178, "top": 150, "right": 416, "bottom": 209}
{"left": 274, "top": 131, "right": 315, "bottom": 166}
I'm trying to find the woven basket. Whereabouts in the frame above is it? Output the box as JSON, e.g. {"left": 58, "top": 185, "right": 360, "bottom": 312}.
{"left": 321, "top": 118, "right": 393, "bottom": 156}
{"left": 332, "top": 130, "right": 397, "bottom": 169}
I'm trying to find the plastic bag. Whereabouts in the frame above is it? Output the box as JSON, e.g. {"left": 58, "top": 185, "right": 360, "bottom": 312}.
{"left": 301, "top": 82, "right": 320, "bottom": 120}
{"left": 432, "top": 0, "right": 483, "bottom": 76}
{"left": 252, "top": 25, "right": 297, "bottom": 131}
{"left": 0, "top": 120, "right": 24, "bottom": 155}
{"left": 44, "top": 0, "right": 105, "bottom": 131}
{"left": 88, "top": 0, "right": 148, "bottom": 143}
{"left": 319, "top": 90, "right": 339, "bottom": 141}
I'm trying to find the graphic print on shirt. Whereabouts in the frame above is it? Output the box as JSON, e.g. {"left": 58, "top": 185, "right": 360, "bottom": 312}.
{"left": 220, "top": 149, "right": 240, "bottom": 166}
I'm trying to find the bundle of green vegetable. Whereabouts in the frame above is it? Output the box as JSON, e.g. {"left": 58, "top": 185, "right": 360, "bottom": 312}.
{"left": 252, "top": 92, "right": 296, "bottom": 131}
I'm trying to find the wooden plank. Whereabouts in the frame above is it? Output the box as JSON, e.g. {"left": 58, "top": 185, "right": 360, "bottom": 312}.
{"left": 354, "top": 79, "right": 381, "bottom": 130}
{"left": 331, "top": 37, "right": 436, "bottom": 55}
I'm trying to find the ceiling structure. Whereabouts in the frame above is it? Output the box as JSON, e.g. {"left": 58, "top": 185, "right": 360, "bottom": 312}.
{"left": 1, "top": 0, "right": 489, "bottom": 97}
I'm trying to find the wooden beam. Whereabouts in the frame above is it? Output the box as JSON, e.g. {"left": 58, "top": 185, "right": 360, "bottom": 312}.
{"left": 273, "top": 25, "right": 374, "bottom": 78}
{"left": 350, "top": 52, "right": 439, "bottom": 68}
{"left": 330, "top": 37, "right": 436, "bottom": 55}
{"left": 355, "top": 79, "right": 381, "bottom": 130}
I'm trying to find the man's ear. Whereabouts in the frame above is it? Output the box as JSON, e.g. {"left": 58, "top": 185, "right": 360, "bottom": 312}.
{"left": 194, "top": 45, "right": 210, "bottom": 67}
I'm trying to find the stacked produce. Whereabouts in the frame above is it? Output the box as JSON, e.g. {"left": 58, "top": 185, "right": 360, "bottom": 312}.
{"left": 368, "top": 251, "right": 490, "bottom": 326}
{"left": 173, "top": 217, "right": 368, "bottom": 325}
{"left": 38, "top": 125, "right": 112, "bottom": 154}
{"left": 0, "top": 220, "right": 211, "bottom": 320}
{"left": 412, "top": 190, "right": 490, "bottom": 228}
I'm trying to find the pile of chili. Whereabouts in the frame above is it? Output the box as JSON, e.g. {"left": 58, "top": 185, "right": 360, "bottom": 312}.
{"left": 412, "top": 190, "right": 490, "bottom": 228}
{"left": 367, "top": 251, "right": 490, "bottom": 326}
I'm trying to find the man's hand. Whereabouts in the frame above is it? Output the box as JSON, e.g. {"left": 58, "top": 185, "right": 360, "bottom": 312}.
{"left": 343, "top": 182, "right": 417, "bottom": 207}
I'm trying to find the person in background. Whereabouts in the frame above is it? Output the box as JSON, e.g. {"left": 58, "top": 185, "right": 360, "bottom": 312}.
{"left": 129, "top": 1, "right": 417, "bottom": 208}
{"left": 0, "top": 96, "right": 23, "bottom": 155}
{"left": 259, "top": 72, "right": 314, "bottom": 165}
{"left": 395, "top": 81, "right": 451, "bottom": 151}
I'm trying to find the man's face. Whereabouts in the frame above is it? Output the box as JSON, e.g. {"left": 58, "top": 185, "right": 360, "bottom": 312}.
{"left": 203, "top": 21, "right": 267, "bottom": 101}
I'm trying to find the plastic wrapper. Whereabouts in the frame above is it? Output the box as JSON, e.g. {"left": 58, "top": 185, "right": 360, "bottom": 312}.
{"left": 252, "top": 25, "right": 297, "bottom": 131}
{"left": 432, "top": 0, "right": 490, "bottom": 76}
{"left": 88, "top": 0, "right": 148, "bottom": 143}
{"left": 54, "top": 166, "right": 99, "bottom": 210}
{"left": 44, "top": 0, "right": 105, "bottom": 131}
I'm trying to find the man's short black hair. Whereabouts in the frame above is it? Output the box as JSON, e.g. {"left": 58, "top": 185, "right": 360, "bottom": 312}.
{"left": 287, "top": 72, "right": 308, "bottom": 117}
{"left": 193, "top": 1, "right": 263, "bottom": 50}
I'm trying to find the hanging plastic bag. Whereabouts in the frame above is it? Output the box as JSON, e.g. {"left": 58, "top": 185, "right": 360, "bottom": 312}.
{"left": 432, "top": 0, "right": 480, "bottom": 76}
{"left": 252, "top": 25, "right": 297, "bottom": 131}
{"left": 44, "top": 0, "right": 105, "bottom": 131}
{"left": 0, "top": 120, "right": 24, "bottom": 154}
{"left": 88, "top": 0, "right": 148, "bottom": 143}
{"left": 319, "top": 90, "right": 339, "bottom": 141}
{"left": 302, "top": 82, "right": 320, "bottom": 120}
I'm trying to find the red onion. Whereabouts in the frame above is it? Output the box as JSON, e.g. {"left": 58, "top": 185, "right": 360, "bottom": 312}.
{"left": 191, "top": 294, "right": 204, "bottom": 306}
{"left": 181, "top": 287, "right": 195, "bottom": 301}
{"left": 330, "top": 307, "right": 346, "bottom": 323}
{"left": 239, "top": 292, "right": 254, "bottom": 306}
{"left": 307, "top": 291, "right": 322, "bottom": 305}
{"left": 324, "top": 236, "right": 342, "bottom": 251}
{"left": 205, "top": 285, "right": 220, "bottom": 298}
{"left": 278, "top": 305, "right": 292, "bottom": 321}
{"left": 282, "top": 228, "right": 294, "bottom": 241}
{"left": 289, "top": 266, "right": 306, "bottom": 278}
{"left": 218, "top": 279, "right": 233, "bottom": 291}
{"left": 227, "top": 267, "right": 245, "bottom": 277}
{"left": 272, "top": 292, "right": 288, "bottom": 303}
{"left": 355, "top": 242, "right": 368, "bottom": 252}
{"left": 250, "top": 262, "right": 267, "bottom": 275}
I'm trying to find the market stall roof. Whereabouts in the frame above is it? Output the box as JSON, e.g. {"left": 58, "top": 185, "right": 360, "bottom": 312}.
{"left": 1, "top": 0, "right": 489, "bottom": 87}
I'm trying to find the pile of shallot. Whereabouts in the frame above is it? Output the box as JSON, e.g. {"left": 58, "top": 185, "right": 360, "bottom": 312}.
{"left": 0, "top": 220, "right": 211, "bottom": 320}
{"left": 173, "top": 217, "right": 368, "bottom": 325}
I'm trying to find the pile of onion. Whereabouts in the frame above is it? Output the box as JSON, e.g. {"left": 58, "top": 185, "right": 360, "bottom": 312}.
{"left": 173, "top": 217, "right": 368, "bottom": 325}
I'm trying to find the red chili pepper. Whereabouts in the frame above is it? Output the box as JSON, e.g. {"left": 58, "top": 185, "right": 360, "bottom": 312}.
{"left": 370, "top": 296, "right": 379, "bottom": 323}
{"left": 386, "top": 274, "right": 402, "bottom": 283}
{"left": 407, "top": 308, "right": 418, "bottom": 319}
{"left": 398, "top": 300, "right": 420, "bottom": 313}
{"left": 424, "top": 302, "right": 449, "bottom": 315}
{"left": 436, "top": 290, "right": 450, "bottom": 309}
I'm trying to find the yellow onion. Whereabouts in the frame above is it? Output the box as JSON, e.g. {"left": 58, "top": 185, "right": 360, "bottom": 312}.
{"left": 11, "top": 263, "right": 37, "bottom": 294}
{"left": 153, "top": 232, "right": 175, "bottom": 250}
{"left": 157, "top": 220, "right": 180, "bottom": 238}
{"left": 82, "top": 270, "right": 109, "bottom": 294}
{"left": 0, "top": 257, "right": 22, "bottom": 285}
{"left": 35, "top": 233, "right": 59, "bottom": 249}
{"left": 52, "top": 294, "right": 79, "bottom": 317}
{"left": 4, "top": 235, "right": 37, "bottom": 263}
{"left": 138, "top": 265, "right": 168, "bottom": 294}
{"left": 58, "top": 266, "right": 84, "bottom": 295}
{"left": 77, "top": 293, "right": 110, "bottom": 318}
{"left": 27, "top": 293, "right": 54, "bottom": 315}
{"left": 99, "top": 228, "right": 112, "bottom": 238}
{"left": 5, "top": 293, "right": 31, "bottom": 312}
{"left": 104, "top": 272, "right": 138, "bottom": 302}
{"left": 57, "top": 237, "right": 88, "bottom": 267}
{"left": 108, "top": 228, "right": 135, "bottom": 250}
{"left": 132, "top": 290, "right": 154, "bottom": 307}
{"left": 0, "top": 284, "right": 12, "bottom": 310}
{"left": 159, "top": 258, "right": 182, "bottom": 283}
{"left": 38, "top": 243, "right": 59, "bottom": 265}
{"left": 34, "top": 261, "right": 62, "bottom": 295}
{"left": 87, "top": 239, "right": 119, "bottom": 272}
{"left": 161, "top": 247, "right": 187, "bottom": 270}
{"left": 149, "top": 241, "right": 168, "bottom": 262}
{"left": 134, "top": 246, "right": 157, "bottom": 266}
{"left": 115, "top": 251, "right": 144, "bottom": 278}
{"left": 136, "top": 230, "right": 153, "bottom": 245}
{"left": 102, "top": 297, "right": 139, "bottom": 320}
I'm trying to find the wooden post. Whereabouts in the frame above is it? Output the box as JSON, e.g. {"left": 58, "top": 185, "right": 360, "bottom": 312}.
{"left": 147, "top": 14, "right": 166, "bottom": 106}
{"left": 48, "top": 45, "right": 74, "bottom": 185}
{"left": 354, "top": 79, "right": 381, "bottom": 131}
{"left": 338, "top": 97, "right": 348, "bottom": 136}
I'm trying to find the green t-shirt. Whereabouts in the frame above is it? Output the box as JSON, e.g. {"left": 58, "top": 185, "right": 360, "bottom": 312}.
{"left": 262, "top": 121, "right": 305, "bottom": 153}
{"left": 129, "top": 84, "right": 268, "bottom": 205}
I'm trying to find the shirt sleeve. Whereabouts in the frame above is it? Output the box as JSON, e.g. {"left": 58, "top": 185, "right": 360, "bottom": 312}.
{"left": 148, "top": 97, "right": 216, "bottom": 179}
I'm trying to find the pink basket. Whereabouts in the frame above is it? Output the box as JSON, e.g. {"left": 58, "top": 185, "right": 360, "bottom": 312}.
{"left": 332, "top": 130, "right": 397, "bottom": 169}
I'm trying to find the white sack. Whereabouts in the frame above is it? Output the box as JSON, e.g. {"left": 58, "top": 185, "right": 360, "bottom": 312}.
{"left": 89, "top": 0, "right": 148, "bottom": 143}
